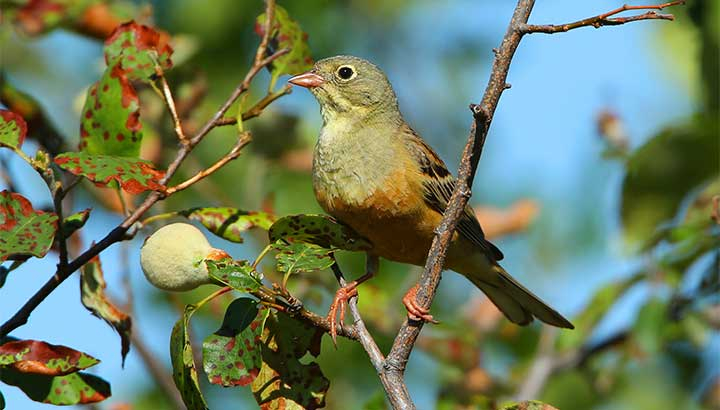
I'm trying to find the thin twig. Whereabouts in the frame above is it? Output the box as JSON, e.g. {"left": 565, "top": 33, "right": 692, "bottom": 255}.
{"left": 215, "top": 84, "right": 293, "bottom": 127}
{"left": 154, "top": 65, "right": 189, "bottom": 144}
{"left": 165, "top": 132, "right": 252, "bottom": 195}
{"left": 521, "top": 1, "right": 684, "bottom": 34}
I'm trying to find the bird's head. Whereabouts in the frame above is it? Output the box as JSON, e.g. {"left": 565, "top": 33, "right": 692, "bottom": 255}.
{"left": 289, "top": 55, "right": 400, "bottom": 123}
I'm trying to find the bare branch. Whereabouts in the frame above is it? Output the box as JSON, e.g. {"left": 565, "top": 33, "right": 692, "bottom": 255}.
{"left": 215, "top": 84, "right": 293, "bottom": 127}
{"left": 521, "top": 1, "right": 684, "bottom": 34}
{"left": 154, "top": 64, "right": 189, "bottom": 144}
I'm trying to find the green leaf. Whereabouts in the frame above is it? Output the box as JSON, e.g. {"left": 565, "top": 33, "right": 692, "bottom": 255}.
{"left": 0, "top": 369, "right": 111, "bottom": 405}
{"left": 205, "top": 258, "right": 262, "bottom": 293}
{"left": 55, "top": 152, "right": 165, "bottom": 194}
{"left": 104, "top": 21, "right": 174, "bottom": 80}
{"left": 80, "top": 255, "right": 132, "bottom": 365}
{"left": 0, "top": 109, "right": 27, "bottom": 149}
{"left": 0, "top": 190, "right": 58, "bottom": 261}
{"left": 179, "top": 207, "right": 276, "bottom": 243}
{"left": 500, "top": 401, "right": 559, "bottom": 410}
{"left": 10, "top": 0, "right": 67, "bottom": 35}
{"left": 170, "top": 304, "right": 208, "bottom": 410}
{"left": 61, "top": 208, "right": 90, "bottom": 237}
{"left": 621, "top": 116, "right": 719, "bottom": 249}
{"left": 202, "top": 299, "right": 268, "bottom": 387}
{"left": 251, "top": 311, "right": 328, "bottom": 409}
{"left": 255, "top": 5, "right": 313, "bottom": 77}
{"left": 272, "top": 241, "right": 335, "bottom": 278}
{"left": 78, "top": 64, "right": 142, "bottom": 156}
{"left": 0, "top": 339, "right": 99, "bottom": 376}
{"left": 269, "top": 214, "right": 371, "bottom": 251}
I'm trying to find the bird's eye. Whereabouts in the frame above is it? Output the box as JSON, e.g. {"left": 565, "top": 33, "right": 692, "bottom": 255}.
{"left": 337, "top": 66, "right": 355, "bottom": 80}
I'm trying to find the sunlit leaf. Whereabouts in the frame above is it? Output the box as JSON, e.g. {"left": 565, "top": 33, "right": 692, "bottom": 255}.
{"left": 0, "top": 109, "right": 27, "bottom": 149}
{"left": 0, "top": 190, "right": 58, "bottom": 261}
{"left": 55, "top": 152, "right": 165, "bottom": 194}
{"left": 255, "top": 5, "right": 313, "bottom": 78}
{"left": 104, "top": 21, "right": 174, "bottom": 80}
{"left": 80, "top": 255, "right": 132, "bottom": 365}
{"left": 202, "top": 299, "right": 268, "bottom": 387}
{"left": 0, "top": 340, "right": 98, "bottom": 376}
{"left": 170, "top": 304, "right": 208, "bottom": 410}
{"left": 269, "top": 214, "right": 371, "bottom": 251}
{"left": 272, "top": 241, "right": 335, "bottom": 278}
{"left": 0, "top": 369, "right": 111, "bottom": 405}
{"left": 61, "top": 208, "right": 90, "bottom": 237}
{"left": 179, "top": 207, "right": 276, "bottom": 243}
{"left": 500, "top": 400, "right": 559, "bottom": 410}
{"left": 251, "top": 311, "right": 328, "bottom": 410}
{"left": 205, "top": 258, "right": 262, "bottom": 293}
{"left": 78, "top": 64, "right": 142, "bottom": 156}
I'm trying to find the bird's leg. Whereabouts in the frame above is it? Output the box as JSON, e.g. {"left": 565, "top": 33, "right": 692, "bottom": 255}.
{"left": 402, "top": 284, "right": 439, "bottom": 323}
{"left": 327, "top": 254, "right": 378, "bottom": 345}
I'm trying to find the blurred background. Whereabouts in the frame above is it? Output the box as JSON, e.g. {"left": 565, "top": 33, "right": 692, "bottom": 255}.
{"left": 1, "top": 0, "right": 718, "bottom": 409}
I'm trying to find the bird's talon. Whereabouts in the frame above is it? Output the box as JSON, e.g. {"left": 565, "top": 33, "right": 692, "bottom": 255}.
{"left": 326, "top": 283, "right": 359, "bottom": 346}
{"left": 402, "top": 284, "right": 438, "bottom": 324}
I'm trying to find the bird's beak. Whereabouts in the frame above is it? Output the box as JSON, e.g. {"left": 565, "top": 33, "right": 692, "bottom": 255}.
{"left": 288, "top": 71, "right": 325, "bottom": 88}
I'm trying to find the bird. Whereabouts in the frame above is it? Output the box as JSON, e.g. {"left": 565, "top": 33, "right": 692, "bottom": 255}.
{"left": 288, "top": 55, "right": 573, "bottom": 341}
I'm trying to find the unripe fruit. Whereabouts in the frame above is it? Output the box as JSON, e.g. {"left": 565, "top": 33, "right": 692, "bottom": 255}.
{"left": 140, "top": 223, "right": 228, "bottom": 291}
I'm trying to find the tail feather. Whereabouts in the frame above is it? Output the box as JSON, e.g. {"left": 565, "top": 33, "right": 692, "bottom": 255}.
{"left": 467, "top": 265, "right": 574, "bottom": 329}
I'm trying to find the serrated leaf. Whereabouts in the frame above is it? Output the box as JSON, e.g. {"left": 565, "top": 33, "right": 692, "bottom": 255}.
{"left": 269, "top": 214, "right": 371, "bottom": 251}
{"left": 78, "top": 63, "right": 142, "bottom": 156}
{"left": 61, "top": 208, "right": 90, "bottom": 237}
{"left": 0, "top": 369, "right": 111, "bottom": 405}
{"left": 255, "top": 5, "right": 313, "bottom": 77}
{"left": 251, "top": 311, "right": 328, "bottom": 410}
{"left": 272, "top": 241, "right": 335, "bottom": 277}
{"left": 203, "top": 299, "right": 268, "bottom": 387}
{"left": 0, "top": 109, "right": 27, "bottom": 149}
{"left": 0, "top": 190, "right": 58, "bottom": 261}
{"left": 170, "top": 304, "right": 208, "bottom": 410}
{"left": 104, "top": 21, "right": 174, "bottom": 80}
{"left": 205, "top": 258, "right": 262, "bottom": 293}
{"left": 0, "top": 339, "right": 99, "bottom": 376}
{"left": 80, "top": 255, "right": 132, "bottom": 365}
{"left": 55, "top": 152, "right": 165, "bottom": 194}
{"left": 179, "top": 207, "right": 276, "bottom": 243}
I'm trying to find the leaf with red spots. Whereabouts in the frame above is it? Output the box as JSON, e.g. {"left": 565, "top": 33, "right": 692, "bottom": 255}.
{"left": 269, "top": 214, "right": 371, "bottom": 252}
{"left": 255, "top": 5, "right": 313, "bottom": 78}
{"left": 78, "top": 64, "right": 142, "bottom": 156}
{"left": 272, "top": 241, "right": 335, "bottom": 281}
{"left": 179, "top": 207, "right": 276, "bottom": 243}
{"left": 12, "top": 0, "right": 66, "bottom": 36}
{"left": 170, "top": 304, "right": 209, "bottom": 410}
{"left": 205, "top": 258, "right": 262, "bottom": 293}
{"left": 0, "top": 110, "right": 27, "bottom": 149}
{"left": 0, "top": 190, "right": 58, "bottom": 261}
{"left": 54, "top": 152, "right": 165, "bottom": 194}
{"left": 0, "top": 368, "right": 111, "bottom": 405}
{"left": 104, "top": 21, "right": 174, "bottom": 81}
{"left": 80, "top": 255, "right": 132, "bottom": 366}
{"left": 202, "top": 299, "right": 268, "bottom": 387}
{"left": 0, "top": 340, "right": 99, "bottom": 376}
{"left": 251, "top": 311, "right": 328, "bottom": 409}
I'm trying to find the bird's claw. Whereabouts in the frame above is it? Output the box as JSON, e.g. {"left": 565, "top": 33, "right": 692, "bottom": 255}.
{"left": 326, "top": 284, "right": 358, "bottom": 346}
{"left": 402, "top": 284, "right": 439, "bottom": 324}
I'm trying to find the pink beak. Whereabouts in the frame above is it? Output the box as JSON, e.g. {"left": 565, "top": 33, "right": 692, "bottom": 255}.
{"left": 288, "top": 71, "right": 325, "bottom": 88}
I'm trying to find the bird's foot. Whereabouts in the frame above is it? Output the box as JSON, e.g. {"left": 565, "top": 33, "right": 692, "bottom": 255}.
{"left": 326, "top": 282, "right": 359, "bottom": 346}
{"left": 402, "top": 284, "right": 439, "bottom": 323}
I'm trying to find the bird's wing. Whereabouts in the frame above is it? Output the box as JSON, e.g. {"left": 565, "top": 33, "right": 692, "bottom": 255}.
{"left": 404, "top": 126, "right": 504, "bottom": 261}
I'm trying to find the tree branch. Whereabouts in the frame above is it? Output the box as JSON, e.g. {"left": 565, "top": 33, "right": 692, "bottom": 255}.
{"left": 520, "top": 1, "right": 684, "bottom": 34}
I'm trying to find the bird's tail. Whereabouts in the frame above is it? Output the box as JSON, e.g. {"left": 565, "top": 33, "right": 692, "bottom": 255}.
{"left": 466, "top": 264, "right": 574, "bottom": 329}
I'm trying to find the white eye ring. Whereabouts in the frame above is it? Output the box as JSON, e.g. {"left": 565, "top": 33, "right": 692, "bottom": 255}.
{"left": 336, "top": 65, "right": 357, "bottom": 81}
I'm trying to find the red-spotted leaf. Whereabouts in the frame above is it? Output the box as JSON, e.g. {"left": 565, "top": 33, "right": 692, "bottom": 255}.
{"left": 0, "top": 190, "right": 58, "bottom": 261}
{"left": 0, "top": 369, "right": 111, "bottom": 405}
{"left": 272, "top": 241, "right": 335, "bottom": 277}
{"left": 251, "top": 311, "right": 328, "bottom": 409}
{"left": 170, "top": 304, "right": 209, "bottom": 410}
{"left": 61, "top": 208, "right": 91, "bottom": 237}
{"left": 205, "top": 258, "right": 263, "bottom": 293}
{"left": 179, "top": 207, "right": 276, "bottom": 243}
{"left": 255, "top": 5, "right": 313, "bottom": 78}
{"left": 104, "top": 21, "right": 174, "bottom": 80}
{"left": 0, "top": 340, "right": 99, "bottom": 376}
{"left": 269, "top": 214, "right": 371, "bottom": 251}
{"left": 12, "top": 0, "right": 66, "bottom": 35}
{"left": 78, "top": 64, "right": 142, "bottom": 156}
{"left": 202, "top": 299, "right": 268, "bottom": 387}
{"left": 54, "top": 152, "right": 165, "bottom": 194}
{"left": 80, "top": 255, "right": 132, "bottom": 365}
{"left": 0, "top": 110, "right": 27, "bottom": 149}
